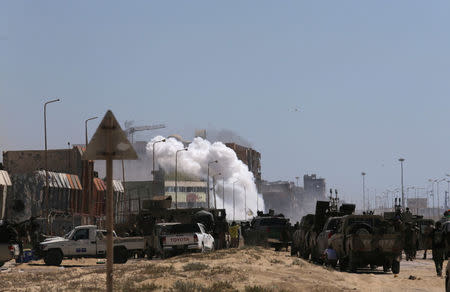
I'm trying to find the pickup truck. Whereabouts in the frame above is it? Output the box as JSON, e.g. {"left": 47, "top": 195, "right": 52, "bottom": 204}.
{"left": 0, "top": 221, "right": 20, "bottom": 267}
{"left": 309, "top": 216, "right": 342, "bottom": 263}
{"left": 38, "top": 225, "right": 145, "bottom": 266}
{"left": 161, "top": 223, "right": 214, "bottom": 257}
{"left": 329, "top": 215, "right": 403, "bottom": 273}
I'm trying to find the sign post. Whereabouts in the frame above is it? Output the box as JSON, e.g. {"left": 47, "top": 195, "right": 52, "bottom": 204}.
{"left": 82, "top": 110, "right": 137, "bottom": 292}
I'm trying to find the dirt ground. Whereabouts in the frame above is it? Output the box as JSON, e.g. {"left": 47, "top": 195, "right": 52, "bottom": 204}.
{"left": 0, "top": 248, "right": 445, "bottom": 292}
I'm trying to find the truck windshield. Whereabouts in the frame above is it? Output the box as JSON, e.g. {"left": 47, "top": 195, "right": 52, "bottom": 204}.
{"left": 165, "top": 224, "right": 201, "bottom": 234}
{"left": 348, "top": 217, "right": 382, "bottom": 227}
{"left": 255, "top": 218, "right": 287, "bottom": 226}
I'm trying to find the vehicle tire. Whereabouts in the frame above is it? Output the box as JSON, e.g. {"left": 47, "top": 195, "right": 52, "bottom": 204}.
{"left": 392, "top": 259, "right": 400, "bottom": 274}
{"left": 291, "top": 246, "right": 297, "bottom": 256}
{"left": 370, "top": 264, "right": 377, "bottom": 270}
{"left": 146, "top": 248, "right": 155, "bottom": 260}
{"left": 201, "top": 243, "right": 205, "bottom": 253}
{"left": 0, "top": 262, "right": 4, "bottom": 267}
{"left": 348, "top": 253, "right": 357, "bottom": 273}
{"left": 339, "top": 258, "right": 347, "bottom": 272}
{"left": 113, "top": 247, "right": 128, "bottom": 264}
{"left": 383, "top": 262, "right": 390, "bottom": 273}
{"left": 44, "top": 249, "right": 63, "bottom": 266}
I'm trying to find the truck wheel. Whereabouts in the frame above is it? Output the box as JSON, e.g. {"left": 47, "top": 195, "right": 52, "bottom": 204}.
{"left": 349, "top": 253, "right": 357, "bottom": 273}
{"left": 44, "top": 249, "right": 63, "bottom": 266}
{"left": 0, "top": 262, "right": 4, "bottom": 267}
{"left": 392, "top": 259, "right": 400, "bottom": 274}
{"left": 339, "top": 258, "right": 348, "bottom": 272}
{"left": 383, "top": 262, "right": 390, "bottom": 273}
{"left": 113, "top": 247, "right": 128, "bottom": 264}
{"left": 291, "top": 246, "right": 297, "bottom": 256}
{"left": 146, "top": 248, "right": 155, "bottom": 260}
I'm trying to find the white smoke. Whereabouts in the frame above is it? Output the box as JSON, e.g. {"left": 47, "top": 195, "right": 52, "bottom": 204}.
{"left": 146, "top": 136, "right": 264, "bottom": 220}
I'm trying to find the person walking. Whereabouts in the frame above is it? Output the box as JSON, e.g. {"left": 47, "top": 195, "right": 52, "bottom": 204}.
{"left": 229, "top": 221, "right": 240, "bottom": 248}
{"left": 431, "top": 221, "right": 446, "bottom": 277}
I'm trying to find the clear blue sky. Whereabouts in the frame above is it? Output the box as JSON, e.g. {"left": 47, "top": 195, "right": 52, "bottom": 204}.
{"left": 2, "top": 1, "right": 450, "bottom": 208}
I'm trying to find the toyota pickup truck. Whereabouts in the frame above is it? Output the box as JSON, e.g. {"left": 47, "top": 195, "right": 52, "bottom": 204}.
{"left": 329, "top": 215, "right": 403, "bottom": 273}
{"left": 161, "top": 223, "right": 214, "bottom": 257}
{"left": 38, "top": 225, "right": 145, "bottom": 266}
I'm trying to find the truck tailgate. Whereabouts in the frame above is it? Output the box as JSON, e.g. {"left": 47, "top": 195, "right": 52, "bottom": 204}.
{"left": 350, "top": 234, "right": 402, "bottom": 253}
{"left": 164, "top": 234, "right": 196, "bottom": 246}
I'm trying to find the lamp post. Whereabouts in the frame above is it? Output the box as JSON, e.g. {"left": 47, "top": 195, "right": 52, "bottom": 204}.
{"left": 244, "top": 185, "right": 247, "bottom": 221}
{"left": 222, "top": 178, "right": 225, "bottom": 209}
{"left": 212, "top": 173, "right": 221, "bottom": 209}
{"left": 85, "top": 116, "right": 98, "bottom": 219}
{"left": 232, "top": 180, "right": 238, "bottom": 221}
{"left": 207, "top": 160, "right": 218, "bottom": 208}
{"left": 152, "top": 139, "right": 166, "bottom": 176}
{"left": 435, "top": 178, "right": 446, "bottom": 218}
{"left": 44, "top": 98, "right": 60, "bottom": 216}
{"left": 399, "top": 158, "right": 405, "bottom": 209}
{"left": 429, "top": 179, "right": 435, "bottom": 218}
{"left": 361, "top": 172, "right": 366, "bottom": 212}
{"left": 175, "top": 148, "right": 188, "bottom": 209}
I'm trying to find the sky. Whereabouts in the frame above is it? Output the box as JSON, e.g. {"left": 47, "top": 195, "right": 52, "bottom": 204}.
{"left": 1, "top": 1, "right": 450, "bottom": 209}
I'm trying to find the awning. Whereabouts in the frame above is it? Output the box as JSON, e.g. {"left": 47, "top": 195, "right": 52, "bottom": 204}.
{"left": 94, "top": 178, "right": 106, "bottom": 192}
{"left": 112, "top": 180, "right": 124, "bottom": 193}
{"left": 0, "top": 170, "right": 12, "bottom": 186}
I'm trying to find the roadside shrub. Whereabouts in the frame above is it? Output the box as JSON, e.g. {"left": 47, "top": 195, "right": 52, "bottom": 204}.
{"left": 182, "top": 262, "right": 209, "bottom": 271}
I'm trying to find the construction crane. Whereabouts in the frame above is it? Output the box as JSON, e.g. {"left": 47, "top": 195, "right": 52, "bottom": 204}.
{"left": 124, "top": 120, "right": 166, "bottom": 143}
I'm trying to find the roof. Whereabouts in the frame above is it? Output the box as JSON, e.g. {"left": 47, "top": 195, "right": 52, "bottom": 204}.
{"left": 0, "top": 170, "right": 12, "bottom": 186}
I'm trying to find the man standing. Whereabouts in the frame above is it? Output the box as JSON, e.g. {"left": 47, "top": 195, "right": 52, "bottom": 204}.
{"left": 432, "top": 221, "right": 446, "bottom": 276}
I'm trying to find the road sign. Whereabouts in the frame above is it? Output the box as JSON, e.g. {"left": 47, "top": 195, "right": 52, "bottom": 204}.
{"left": 82, "top": 110, "right": 138, "bottom": 161}
{"left": 82, "top": 110, "right": 137, "bottom": 292}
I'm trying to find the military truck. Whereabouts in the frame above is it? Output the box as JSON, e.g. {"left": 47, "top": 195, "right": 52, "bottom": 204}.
{"left": 292, "top": 191, "right": 355, "bottom": 262}
{"left": 243, "top": 210, "right": 291, "bottom": 250}
{"left": 291, "top": 214, "right": 314, "bottom": 258}
{"left": 329, "top": 214, "right": 403, "bottom": 273}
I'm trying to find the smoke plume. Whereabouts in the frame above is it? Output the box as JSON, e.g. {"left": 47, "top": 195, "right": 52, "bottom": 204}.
{"left": 147, "top": 136, "right": 264, "bottom": 220}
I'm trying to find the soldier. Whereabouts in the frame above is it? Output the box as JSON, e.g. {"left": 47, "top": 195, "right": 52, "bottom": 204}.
{"left": 404, "top": 222, "right": 415, "bottom": 261}
{"left": 431, "top": 221, "right": 446, "bottom": 277}
{"left": 229, "top": 221, "right": 240, "bottom": 248}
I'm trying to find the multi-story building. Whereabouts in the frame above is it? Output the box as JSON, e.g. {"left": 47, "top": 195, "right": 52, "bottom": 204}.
{"left": 225, "top": 143, "right": 261, "bottom": 192}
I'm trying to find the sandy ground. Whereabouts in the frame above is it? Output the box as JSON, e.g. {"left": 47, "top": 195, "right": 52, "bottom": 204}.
{"left": 0, "top": 248, "right": 445, "bottom": 292}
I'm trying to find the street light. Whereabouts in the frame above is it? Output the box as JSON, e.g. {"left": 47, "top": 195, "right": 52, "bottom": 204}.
{"left": 428, "top": 179, "right": 436, "bottom": 218}
{"left": 212, "top": 173, "right": 221, "bottom": 209}
{"left": 152, "top": 139, "right": 166, "bottom": 176}
{"left": 435, "top": 178, "right": 446, "bottom": 218}
{"left": 399, "top": 158, "right": 405, "bottom": 209}
{"left": 207, "top": 160, "right": 218, "bottom": 208}
{"left": 244, "top": 185, "right": 247, "bottom": 221}
{"left": 361, "top": 172, "right": 366, "bottom": 211}
{"left": 44, "top": 98, "right": 61, "bottom": 216}
{"left": 232, "top": 180, "right": 239, "bottom": 221}
{"left": 175, "top": 148, "right": 188, "bottom": 209}
{"left": 222, "top": 178, "right": 225, "bottom": 210}
{"left": 85, "top": 116, "right": 98, "bottom": 219}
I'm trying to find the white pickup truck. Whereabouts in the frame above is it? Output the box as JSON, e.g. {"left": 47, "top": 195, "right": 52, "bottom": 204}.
{"left": 0, "top": 221, "right": 20, "bottom": 267}
{"left": 39, "top": 225, "right": 145, "bottom": 266}
{"left": 161, "top": 223, "right": 214, "bottom": 257}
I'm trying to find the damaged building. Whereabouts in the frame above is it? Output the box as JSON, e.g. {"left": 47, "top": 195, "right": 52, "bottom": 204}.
{"left": 261, "top": 174, "right": 326, "bottom": 223}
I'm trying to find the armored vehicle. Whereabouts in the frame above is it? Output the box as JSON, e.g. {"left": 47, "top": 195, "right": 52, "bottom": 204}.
{"left": 329, "top": 214, "right": 403, "bottom": 273}
{"left": 292, "top": 191, "right": 355, "bottom": 261}
{"left": 243, "top": 210, "right": 290, "bottom": 250}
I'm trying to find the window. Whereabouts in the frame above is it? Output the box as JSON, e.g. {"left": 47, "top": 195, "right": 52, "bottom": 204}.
{"left": 73, "top": 229, "right": 89, "bottom": 240}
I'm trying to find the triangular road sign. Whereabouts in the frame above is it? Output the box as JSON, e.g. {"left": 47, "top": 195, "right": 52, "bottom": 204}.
{"left": 82, "top": 110, "right": 138, "bottom": 160}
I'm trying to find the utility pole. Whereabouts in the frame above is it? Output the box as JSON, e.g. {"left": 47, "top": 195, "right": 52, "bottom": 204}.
{"left": 232, "top": 180, "right": 238, "bottom": 221}
{"left": 207, "top": 160, "right": 218, "bottom": 208}
{"left": 175, "top": 148, "right": 188, "bottom": 209}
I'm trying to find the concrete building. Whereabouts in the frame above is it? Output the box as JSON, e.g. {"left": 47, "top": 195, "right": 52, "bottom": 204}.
{"left": 2, "top": 146, "right": 96, "bottom": 226}
{"left": 303, "top": 174, "right": 326, "bottom": 200}
{"left": 225, "top": 143, "right": 262, "bottom": 192}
